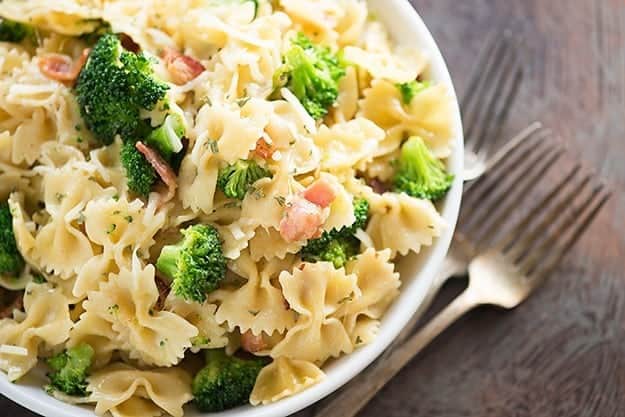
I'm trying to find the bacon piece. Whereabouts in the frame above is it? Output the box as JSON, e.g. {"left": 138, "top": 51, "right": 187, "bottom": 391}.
{"left": 367, "top": 178, "right": 389, "bottom": 194}
{"left": 154, "top": 275, "right": 172, "bottom": 311}
{"left": 0, "top": 289, "right": 24, "bottom": 319}
{"left": 302, "top": 180, "right": 336, "bottom": 208}
{"left": 162, "top": 47, "right": 205, "bottom": 85}
{"left": 119, "top": 33, "right": 141, "bottom": 53}
{"left": 254, "top": 138, "right": 275, "bottom": 159}
{"left": 279, "top": 197, "right": 324, "bottom": 243}
{"left": 135, "top": 142, "right": 178, "bottom": 202}
{"left": 240, "top": 331, "right": 268, "bottom": 353}
{"left": 38, "top": 48, "right": 91, "bottom": 85}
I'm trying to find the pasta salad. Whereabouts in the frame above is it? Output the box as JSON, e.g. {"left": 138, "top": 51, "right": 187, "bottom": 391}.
{"left": 0, "top": 0, "right": 456, "bottom": 415}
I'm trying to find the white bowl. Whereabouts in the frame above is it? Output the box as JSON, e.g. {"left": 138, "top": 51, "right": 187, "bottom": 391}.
{"left": 0, "top": 1, "right": 463, "bottom": 416}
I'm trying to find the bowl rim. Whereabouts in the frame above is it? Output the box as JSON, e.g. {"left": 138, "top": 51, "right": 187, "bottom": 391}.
{"left": 0, "top": 1, "right": 464, "bottom": 416}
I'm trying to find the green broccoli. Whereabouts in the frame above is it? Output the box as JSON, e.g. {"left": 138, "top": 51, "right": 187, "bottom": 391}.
{"left": 0, "top": 202, "right": 25, "bottom": 277}
{"left": 156, "top": 224, "right": 227, "bottom": 303}
{"left": 192, "top": 349, "right": 266, "bottom": 412}
{"left": 46, "top": 343, "right": 95, "bottom": 397}
{"left": 120, "top": 141, "right": 157, "bottom": 197}
{"left": 0, "top": 17, "right": 34, "bottom": 43}
{"left": 349, "top": 197, "right": 370, "bottom": 233}
{"left": 305, "top": 237, "right": 361, "bottom": 269}
{"left": 396, "top": 80, "right": 431, "bottom": 105}
{"left": 217, "top": 159, "right": 273, "bottom": 200}
{"left": 392, "top": 136, "right": 454, "bottom": 201}
{"left": 274, "top": 33, "right": 345, "bottom": 119}
{"left": 75, "top": 33, "right": 169, "bottom": 145}
{"left": 301, "top": 198, "right": 369, "bottom": 269}
{"left": 145, "top": 113, "right": 185, "bottom": 161}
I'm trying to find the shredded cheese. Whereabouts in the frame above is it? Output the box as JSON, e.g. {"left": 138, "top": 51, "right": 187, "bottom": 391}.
{"left": 0, "top": 344, "right": 29, "bottom": 356}
{"left": 280, "top": 87, "right": 318, "bottom": 135}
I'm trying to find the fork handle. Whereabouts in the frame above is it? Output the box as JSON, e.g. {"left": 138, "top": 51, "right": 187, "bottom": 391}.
{"left": 314, "top": 289, "right": 479, "bottom": 417}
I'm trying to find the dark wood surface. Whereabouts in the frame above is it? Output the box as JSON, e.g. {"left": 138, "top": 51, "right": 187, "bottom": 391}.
{"left": 4, "top": 0, "right": 625, "bottom": 416}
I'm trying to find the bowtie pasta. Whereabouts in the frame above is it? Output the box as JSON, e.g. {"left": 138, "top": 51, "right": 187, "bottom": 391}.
{"left": 0, "top": 0, "right": 456, "bottom": 414}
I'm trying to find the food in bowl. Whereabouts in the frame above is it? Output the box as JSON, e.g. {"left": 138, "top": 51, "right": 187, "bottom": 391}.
{"left": 0, "top": 0, "right": 456, "bottom": 415}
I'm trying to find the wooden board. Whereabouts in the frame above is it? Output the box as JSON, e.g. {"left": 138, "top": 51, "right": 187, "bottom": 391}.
{"left": 3, "top": 0, "right": 624, "bottom": 416}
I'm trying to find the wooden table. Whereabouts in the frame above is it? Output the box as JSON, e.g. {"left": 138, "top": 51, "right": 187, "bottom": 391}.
{"left": 4, "top": 0, "right": 624, "bottom": 416}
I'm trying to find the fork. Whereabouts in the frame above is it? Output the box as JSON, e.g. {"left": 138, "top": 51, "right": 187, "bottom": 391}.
{"left": 315, "top": 161, "right": 610, "bottom": 417}
{"left": 383, "top": 31, "right": 533, "bottom": 349}
{"left": 460, "top": 31, "right": 524, "bottom": 181}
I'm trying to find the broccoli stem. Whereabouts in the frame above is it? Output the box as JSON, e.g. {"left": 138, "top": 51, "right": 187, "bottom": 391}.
{"left": 155, "top": 242, "right": 183, "bottom": 282}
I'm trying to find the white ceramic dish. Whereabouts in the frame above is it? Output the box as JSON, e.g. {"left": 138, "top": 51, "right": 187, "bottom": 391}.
{"left": 0, "top": 1, "right": 464, "bottom": 416}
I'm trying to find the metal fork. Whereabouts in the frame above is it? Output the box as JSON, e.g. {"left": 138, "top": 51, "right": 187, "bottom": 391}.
{"left": 315, "top": 135, "right": 603, "bottom": 417}
{"left": 353, "top": 174, "right": 611, "bottom": 411}
{"left": 382, "top": 32, "right": 534, "bottom": 350}
{"left": 461, "top": 31, "right": 524, "bottom": 181}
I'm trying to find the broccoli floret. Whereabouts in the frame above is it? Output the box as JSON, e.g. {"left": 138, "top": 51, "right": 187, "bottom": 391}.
{"left": 396, "top": 80, "right": 431, "bottom": 105}
{"left": 156, "top": 224, "right": 227, "bottom": 303}
{"left": 192, "top": 349, "right": 266, "bottom": 412}
{"left": 392, "top": 136, "right": 454, "bottom": 201}
{"left": 350, "top": 197, "right": 369, "bottom": 232}
{"left": 46, "top": 343, "right": 94, "bottom": 397}
{"left": 306, "top": 237, "right": 361, "bottom": 269}
{"left": 301, "top": 198, "right": 369, "bottom": 268}
{"left": 274, "top": 33, "right": 345, "bottom": 119}
{"left": 217, "top": 159, "right": 273, "bottom": 200}
{"left": 120, "top": 141, "right": 157, "bottom": 197}
{"left": 0, "top": 18, "right": 34, "bottom": 43}
{"left": 145, "top": 113, "right": 185, "bottom": 161}
{"left": 0, "top": 202, "right": 24, "bottom": 277}
{"left": 75, "top": 33, "right": 169, "bottom": 145}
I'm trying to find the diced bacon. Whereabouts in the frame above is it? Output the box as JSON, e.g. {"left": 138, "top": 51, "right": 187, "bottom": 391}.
{"left": 119, "top": 33, "right": 141, "bottom": 53}
{"left": 302, "top": 180, "right": 336, "bottom": 208}
{"left": 135, "top": 142, "right": 178, "bottom": 202}
{"left": 240, "top": 331, "right": 268, "bottom": 353}
{"left": 0, "top": 289, "right": 23, "bottom": 319}
{"left": 38, "top": 48, "right": 90, "bottom": 85}
{"left": 367, "top": 178, "right": 389, "bottom": 194}
{"left": 254, "top": 138, "right": 274, "bottom": 159}
{"left": 154, "top": 275, "right": 171, "bottom": 311}
{"left": 162, "top": 47, "right": 205, "bottom": 85}
{"left": 279, "top": 197, "right": 324, "bottom": 242}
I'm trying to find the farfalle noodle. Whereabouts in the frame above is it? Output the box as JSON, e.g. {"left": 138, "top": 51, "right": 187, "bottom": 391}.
{"left": 271, "top": 262, "right": 358, "bottom": 364}
{"left": 83, "top": 254, "right": 198, "bottom": 367}
{"left": 87, "top": 363, "right": 192, "bottom": 417}
{"left": 251, "top": 357, "right": 325, "bottom": 405}
{"left": 0, "top": 282, "right": 72, "bottom": 381}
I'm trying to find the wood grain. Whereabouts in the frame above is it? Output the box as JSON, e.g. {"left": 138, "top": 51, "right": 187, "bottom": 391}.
{"left": 3, "top": 0, "right": 624, "bottom": 416}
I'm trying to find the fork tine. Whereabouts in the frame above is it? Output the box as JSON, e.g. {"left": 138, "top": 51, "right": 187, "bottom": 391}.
{"left": 468, "top": 144, "right": 564, "bottom": 245}
{"left": 503, "top": 172, "right": 593, "bottom": 261}
{"left": 525, "top": 189, "right": 611, "bottom": 279}
{"left": 463, "top": 122, "right": 543, "bottom": 194}
{"left": 494, "top": 165, "right": 582, "bottom": 251}
{"left": 469, "top": 45, "right": 523, "bottom": 154}
{"left": 476, "top": 64, "right": 524, "bottom": 158}
{"left": 462, "top": 35, "right": 510, "bottom": 140}
{"left": 460, "top": 32, "right": 501, "bottom": 131}
{"left": 462, "top": 34, "right": 517, "bottom": 148}
{"left": 462, "top": 127, "right": 551, "bottom": 208}
{"left": 461, "top": 135, "right": 559, "bottom": 234}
